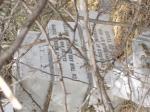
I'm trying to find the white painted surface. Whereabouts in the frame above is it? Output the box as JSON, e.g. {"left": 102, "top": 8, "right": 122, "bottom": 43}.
{"left": 4, "top": 103, "right": 14, "bottom": 112}
{"left": 14, "top": 15, "right": 115, "bottom": 112}
{"left": 105, "top": 31, "right": 150, "bottom": 107}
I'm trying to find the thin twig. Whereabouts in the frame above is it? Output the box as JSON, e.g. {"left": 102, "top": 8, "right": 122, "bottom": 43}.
{"left": 0, "top": 0, "right": 48, "bottom": 69}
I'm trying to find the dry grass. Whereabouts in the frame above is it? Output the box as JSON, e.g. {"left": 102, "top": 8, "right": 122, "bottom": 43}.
{"left": 112, "top": 0, "right": 150, "bottom": 59}
{"left": 115, "top": 100, "right": 150, "bottom": 112}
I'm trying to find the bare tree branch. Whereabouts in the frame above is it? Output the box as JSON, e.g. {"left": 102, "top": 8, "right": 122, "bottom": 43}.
{"left": 0, "top": 0, "right": 48, "bottom": 69}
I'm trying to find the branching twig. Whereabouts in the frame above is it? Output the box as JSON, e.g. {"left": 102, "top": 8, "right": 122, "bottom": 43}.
{"left": 11, "top": 75, "right": 42, "bottom": 111}
{"left": 0, "top": 0, "right": 48, "bottom": 69}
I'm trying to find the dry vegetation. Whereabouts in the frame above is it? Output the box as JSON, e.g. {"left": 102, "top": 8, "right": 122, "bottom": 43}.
{"left": 112, "top": 0, "right": 150, "bottom": 59}
{"left": 0, "top": 0, "right": 100, "bottom": 81}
